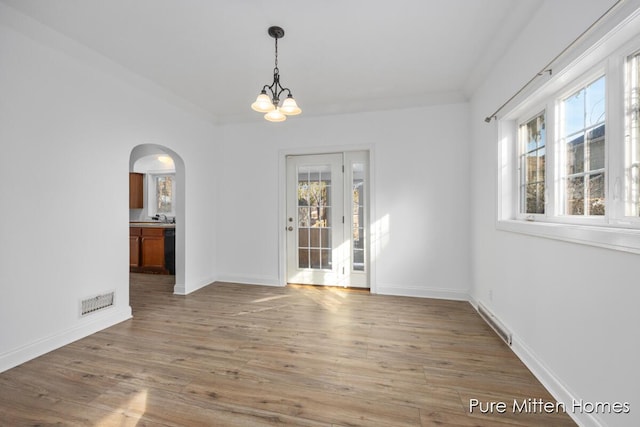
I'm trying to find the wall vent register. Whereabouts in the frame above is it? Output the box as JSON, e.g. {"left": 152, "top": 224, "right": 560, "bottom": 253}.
{"left": 80, "top": 292, "right": 115, "bottom": 316}
{"left": 478, "top": 303, "right": 513, "bottom": 346}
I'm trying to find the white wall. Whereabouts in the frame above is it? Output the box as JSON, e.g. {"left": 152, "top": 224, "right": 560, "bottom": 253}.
{"left": 218, "top": 103, "right": 471, "bottom": 299}
{"left": 0, "top": 5, "right": 219, "bottom": 372}
{"left": 470, "top": 1, "right": 639, "bottom": 426}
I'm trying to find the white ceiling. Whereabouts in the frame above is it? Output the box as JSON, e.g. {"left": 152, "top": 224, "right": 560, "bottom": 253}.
{"left": 2, "top": 0, "right": 543, "bottom": 123}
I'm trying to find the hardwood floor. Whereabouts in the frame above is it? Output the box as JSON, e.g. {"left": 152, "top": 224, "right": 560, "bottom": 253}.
{"left": 0, "top": 274, "right": 576, "bottom": 426}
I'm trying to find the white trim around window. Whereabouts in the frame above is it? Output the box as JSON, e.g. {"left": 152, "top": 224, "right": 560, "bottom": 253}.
{"left": 497, "top": 9, "right": 640, "bottom": 254}
{"left": 147, "top": 170, "right": 176, "bottom": 218}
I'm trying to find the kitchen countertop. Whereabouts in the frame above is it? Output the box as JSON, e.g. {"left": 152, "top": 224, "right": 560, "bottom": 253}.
{"left": 129, "top": 222, "right": 175, "bottom": 228}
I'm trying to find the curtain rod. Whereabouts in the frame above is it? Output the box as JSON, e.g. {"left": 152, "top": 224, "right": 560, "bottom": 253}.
{"left": 484, "top": 0, "right": 625, "bottom": 123}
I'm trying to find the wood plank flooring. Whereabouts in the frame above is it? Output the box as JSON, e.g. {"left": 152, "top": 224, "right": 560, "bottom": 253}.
{"left": 0, "top": 274, "right": 576, "bottom": 426}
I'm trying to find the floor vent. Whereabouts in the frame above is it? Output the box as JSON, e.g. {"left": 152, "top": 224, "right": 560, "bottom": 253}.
{"left": 478, "top": 303, "right": 512, "bottom": 346}
{"left": 81, "top": 292, "right": 115, "bottom": 316}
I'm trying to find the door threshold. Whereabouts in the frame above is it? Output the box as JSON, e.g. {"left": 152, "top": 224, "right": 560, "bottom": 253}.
{"left": 286, "top": 283, "right": 370, "bottom": 293}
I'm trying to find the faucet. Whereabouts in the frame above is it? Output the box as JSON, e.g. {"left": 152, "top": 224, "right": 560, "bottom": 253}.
{"left": 160, "top": 214, "right": 168, "bottom": 223}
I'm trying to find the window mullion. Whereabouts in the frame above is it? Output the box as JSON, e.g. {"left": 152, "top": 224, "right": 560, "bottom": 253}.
{"left": 607, "top": 52, "right": 626, "bottom": 223}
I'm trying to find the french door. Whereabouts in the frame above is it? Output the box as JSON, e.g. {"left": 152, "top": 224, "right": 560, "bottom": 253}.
{"left": 286, "top": 152, "right": 368, "bottom": 288}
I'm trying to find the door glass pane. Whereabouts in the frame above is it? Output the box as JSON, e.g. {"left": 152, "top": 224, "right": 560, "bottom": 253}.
{"left": 309, "top": 249, "right": 321, "bottom": 269}
{"left": 352, "top": 162, "right": 365, "bottom": 272}
{"left": 298, "top": 228, "right": 309, "bottom": 247}
{"left": 309, "top": 228, "right": 320, "bottom": 248}
{"left": 298, "top": 207, "right": 310, "bottom": 227}
{"left": 297, "top": 165, "right": 332, "bottom": 270}
{"left": 298, "top": 249, "right": 309, "bottom": 269}
{"left": 321, "top": 250, "right": 331, "bottom": 269}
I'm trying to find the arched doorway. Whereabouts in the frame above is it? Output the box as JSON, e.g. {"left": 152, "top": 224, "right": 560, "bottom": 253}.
{"left": 129, "top": 144, "right": 186, "bottom": 294}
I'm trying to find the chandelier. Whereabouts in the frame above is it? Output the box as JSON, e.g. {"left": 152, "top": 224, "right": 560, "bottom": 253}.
{"left": 251, "top": 26, "right": 302, "bottom": 122}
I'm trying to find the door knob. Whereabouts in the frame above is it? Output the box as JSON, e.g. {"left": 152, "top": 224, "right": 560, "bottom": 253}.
{"left": 287, "top": 226, "right": 294, "bottom": 231}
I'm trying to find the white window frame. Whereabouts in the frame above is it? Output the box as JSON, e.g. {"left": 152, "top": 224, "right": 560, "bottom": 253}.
{"left": 625, "top": 49, "right": 640, "bottom": 219}
{"left": 555, "top": 68, "right": 608, "bottom": 225}
{"left": 515, "top": 108, "right": 549, "bottom": 221}
{"left": 147, "top": 171, "right": 176, "bottom": 218}
{"left": 497, "top": 18, "right": 640, "bottom": 254}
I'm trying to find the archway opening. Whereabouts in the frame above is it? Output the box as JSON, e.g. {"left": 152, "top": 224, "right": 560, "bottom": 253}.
{"left": 129, "top": 144, "right": 185, "bottom": 295}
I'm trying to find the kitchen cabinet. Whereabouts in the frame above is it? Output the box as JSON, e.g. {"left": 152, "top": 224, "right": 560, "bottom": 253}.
{"left": 129, "top": 228, "right": 141, "bottom": 268}
{"left": 130, "top": 226, "right": 174, "bottom": 274}
{"left": 141, "top": 228, "right": 165, "bottom": 271}
{"left": 129, "top": 173, "right": 144, "bottom": 209}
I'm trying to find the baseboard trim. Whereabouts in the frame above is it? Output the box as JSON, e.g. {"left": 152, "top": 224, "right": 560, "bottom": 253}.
{"left": 0, "top": 306, "right": 132, "bottom": 373}
{"left": 375, "top": 284, "right": 470, "bottom": 301}
{"left": 173, "top": 276, "right": 217, "bottom": 295}
{"left": 511, "top": 337, "right": 604, "bottom": 427}
{"left": 215, "top": 275, "right": 282, "bottom": 287}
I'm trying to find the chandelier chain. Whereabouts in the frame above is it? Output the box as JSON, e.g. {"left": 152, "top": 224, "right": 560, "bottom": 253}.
{"left": 274, "top": 37, "right": 279, "bottom": 70}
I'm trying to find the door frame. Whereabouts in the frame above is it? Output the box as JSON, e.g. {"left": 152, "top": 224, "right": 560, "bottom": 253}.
{"left": 277, "top": 145, "right": 376, "bottom": 292}
{"left": 130, "top": 144, "right": 186, "bottom": 294}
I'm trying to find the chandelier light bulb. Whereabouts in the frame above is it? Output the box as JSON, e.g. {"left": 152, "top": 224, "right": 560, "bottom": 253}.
{"left": 265, "top": 108, "right": 287, "bottom": 122}
{"left": 281, "top": 95, "right": 302, "bottom": 115}
{"left": 251, "top": 92, "right": 275, "bottom": 113}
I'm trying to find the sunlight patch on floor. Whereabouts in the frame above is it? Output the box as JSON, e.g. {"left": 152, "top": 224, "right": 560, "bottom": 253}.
{"left": 251, "top": 294, "right": 293, "bottom": 303}
{"left": 96, "top": 389, "right": 148, "bottom": 427}
{"left": 289, "top": 284, "right": 349, "bottom": 313}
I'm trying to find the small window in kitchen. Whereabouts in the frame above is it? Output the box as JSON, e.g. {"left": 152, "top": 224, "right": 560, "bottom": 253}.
{"left": 148, "top": 173, "right": 175, "bottom": 217}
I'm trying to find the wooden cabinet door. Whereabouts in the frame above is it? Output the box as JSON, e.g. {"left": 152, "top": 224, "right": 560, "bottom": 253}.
{"left": 130, "top": 226, "right": 169, "bottom": 274}
{"left": 129, "top": 173, "right": 144, "bottom": 209}
{"left": 129, "top": 227, "right": 141, "bottom": 268}
{"left": 140, "top": 228, "right": 165, "bottom": 271}
{"left": 130, "top": 236, "right": 141, "bottom": 267}
{"left": 141, "top": 236, "right": 165, "bottom": 269}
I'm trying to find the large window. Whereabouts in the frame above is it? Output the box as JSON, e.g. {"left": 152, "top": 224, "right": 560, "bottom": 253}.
{"left": 515, "top": 75, "right": 608, "bottom": 221}
{"left": 499, "top": 23, "right": 640, "bottom": 253}
{"left": 560, "top": 75, "right": 606, "bottom": 216}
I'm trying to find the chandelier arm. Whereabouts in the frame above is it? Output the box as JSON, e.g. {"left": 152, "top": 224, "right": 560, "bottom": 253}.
{"left": 263, "top": 70, "right": 290, "bottom": 106}
{"left": 259, "top": 77, "right": 293, "bottom": 107}
{"left": 277, "top": 87, "right": 293, "bottom": 98}
{"left": 262, "top": 76, "right": 278, "bottom": 96}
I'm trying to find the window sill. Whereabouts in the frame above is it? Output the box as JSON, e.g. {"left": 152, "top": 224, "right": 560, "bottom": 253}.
{"left": 496, "top": 219, "right": 640, "bottom": 254}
